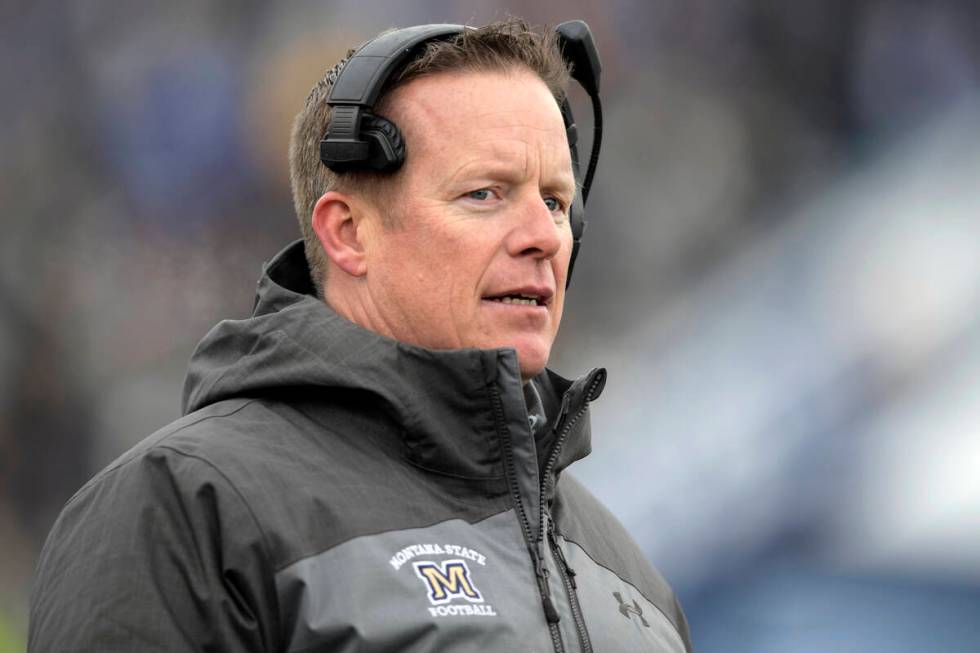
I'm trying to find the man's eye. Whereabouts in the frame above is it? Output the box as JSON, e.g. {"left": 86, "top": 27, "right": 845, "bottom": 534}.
{"left": 466, "top": 189, "right": 494, "bottom": 201}
{"left": 543, "top": 196, "right": 564, "bottom": 212}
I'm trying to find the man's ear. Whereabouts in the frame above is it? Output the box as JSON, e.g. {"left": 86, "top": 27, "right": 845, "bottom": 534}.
{"left": 312, "top": 191, "right": 368, "bottom": 277}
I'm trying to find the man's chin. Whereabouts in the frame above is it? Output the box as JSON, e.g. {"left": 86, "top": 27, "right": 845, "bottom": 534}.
{"left": 515, "top": 347, "right": 550, "bottom": 383}
{"left": 476, "top": 334, "right": 552, "bottom": 382}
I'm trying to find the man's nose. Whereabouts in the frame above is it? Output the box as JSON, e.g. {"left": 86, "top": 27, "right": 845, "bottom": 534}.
{"left": 506, "top": 193, "right": 565, "bottom": 260}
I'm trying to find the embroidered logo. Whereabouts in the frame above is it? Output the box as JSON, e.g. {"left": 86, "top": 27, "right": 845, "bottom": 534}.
{"left": 613, "top": 591, "right": 650, "bottom": 627}
{"left": 414, "top": 559, "right": 483, "bottom": 604}
{"left": 390, "top": 543, "right": 498, "bottom": 618}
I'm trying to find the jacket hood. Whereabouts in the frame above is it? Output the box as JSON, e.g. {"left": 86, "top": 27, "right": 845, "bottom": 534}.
{"left": 182, "top": 240, "right": 604, "bottom": 477}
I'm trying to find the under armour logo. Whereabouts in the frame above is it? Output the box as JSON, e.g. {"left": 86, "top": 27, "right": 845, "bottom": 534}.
{"left": 613, "top": 591, "right": 649, "bottom": 627}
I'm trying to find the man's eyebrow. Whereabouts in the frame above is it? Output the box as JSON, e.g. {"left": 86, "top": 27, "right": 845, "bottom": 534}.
{"left": 443, "top": 160, "right": 525, "bottom": 188}
{"left": 547, "top": 172, "right": 578, "bottom": 195}
{"left": 445, "top": 157, "right": 576, "bottom": 190}
{"left": 537, "top": 166, "right": 577, "bottom": 199}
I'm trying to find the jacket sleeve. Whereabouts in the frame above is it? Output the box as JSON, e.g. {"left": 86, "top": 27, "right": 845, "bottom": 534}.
{"left": 29, "top": 445, "right": 280, "bottom": 652}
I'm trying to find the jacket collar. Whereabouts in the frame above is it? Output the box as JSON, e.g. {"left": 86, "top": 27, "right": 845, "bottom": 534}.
{"left": 182, "top": 240, "right": 604, "bottom": 480}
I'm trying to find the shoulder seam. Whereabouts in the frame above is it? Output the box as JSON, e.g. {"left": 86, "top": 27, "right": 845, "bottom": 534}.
{"left": 62, "top": 400, "right": 259, "bottom": 511}
{"left": 274, "top": 509, "right": 513, "bottom": 574}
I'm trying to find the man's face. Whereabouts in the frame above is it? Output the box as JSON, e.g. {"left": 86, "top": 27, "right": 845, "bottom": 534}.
{"left": 359, "top": 68, "right": 575, "bottom": 381}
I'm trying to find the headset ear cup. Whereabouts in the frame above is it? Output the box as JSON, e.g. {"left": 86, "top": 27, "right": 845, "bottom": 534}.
{"left": 360, "top": 113, "right": 406, "bottom": 172}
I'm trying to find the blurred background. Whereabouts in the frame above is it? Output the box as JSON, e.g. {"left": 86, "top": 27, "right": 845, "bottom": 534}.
{"left": 2, "top": 1, "right": 980, "bottom": 650}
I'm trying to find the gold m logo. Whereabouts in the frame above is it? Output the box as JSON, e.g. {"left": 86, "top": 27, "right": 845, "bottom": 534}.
{"left": 413, "top": 560, "right": 484, "bottom": 605}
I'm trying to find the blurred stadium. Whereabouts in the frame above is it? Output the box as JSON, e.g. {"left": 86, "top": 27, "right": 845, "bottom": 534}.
{"left": 2, "top": 1, "right": 979, "bottom": 650}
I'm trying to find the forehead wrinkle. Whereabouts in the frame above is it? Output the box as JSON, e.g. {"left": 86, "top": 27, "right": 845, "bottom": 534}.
{"left": 448, "top": 119, "right": 571, "bottom": 177}
{"left": 445, "top": 138, "right": 531, "bottom": 182}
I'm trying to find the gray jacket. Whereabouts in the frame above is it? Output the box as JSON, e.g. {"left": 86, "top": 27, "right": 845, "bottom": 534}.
{"left": 29, "top": 241, "right": 692, "bottom": 652}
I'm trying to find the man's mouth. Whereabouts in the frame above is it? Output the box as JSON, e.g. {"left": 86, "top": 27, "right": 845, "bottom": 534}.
{"left": 483, "top": 283, "right": 554, "bottom": 307}
{"left": 486, "top": 293, "right": 544, "bottom": 306}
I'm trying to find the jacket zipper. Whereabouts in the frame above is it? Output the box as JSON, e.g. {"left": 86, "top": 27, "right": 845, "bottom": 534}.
{"left": 538, "top": 374, "right": 603, "bottom": 653}
{"left": 488, "top": 382, "right": 565, "bottom": 653}
{"left": 549, "top": 520, "right": 591, "bottom": 653}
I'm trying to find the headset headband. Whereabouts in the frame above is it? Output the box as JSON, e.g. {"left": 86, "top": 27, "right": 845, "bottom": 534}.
{"left": 320, "top": 25, "right": 463, "bottom": 167}
{"left": 319, "top": 21, "right": 602, "bottom": 286}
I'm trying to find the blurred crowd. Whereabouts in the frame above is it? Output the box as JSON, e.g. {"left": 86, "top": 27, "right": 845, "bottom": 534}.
{"left": 2, "top": 1, "right": 979, "bottom": 650}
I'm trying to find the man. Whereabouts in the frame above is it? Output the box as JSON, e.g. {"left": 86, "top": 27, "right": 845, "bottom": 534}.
{"left": 30, "top": 19, "right": 692, "bottom": 652}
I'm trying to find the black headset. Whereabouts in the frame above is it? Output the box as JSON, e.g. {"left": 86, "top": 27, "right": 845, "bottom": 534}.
{"left": 319, "top": 21, "right": 603, "bottom": 286}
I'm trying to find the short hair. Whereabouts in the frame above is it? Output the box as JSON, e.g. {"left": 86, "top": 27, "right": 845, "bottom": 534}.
{"left": 288, "top": 18, "right": 572, "bottom": 298}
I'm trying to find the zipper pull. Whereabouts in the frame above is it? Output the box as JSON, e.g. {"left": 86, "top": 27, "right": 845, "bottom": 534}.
{"left": 548, "top": 522, "right": 578, "bottom": 589}
{"left": 561, "top": 555, "right": 578, "bottom": 589}
{"left": 542, "top": 594, "right": 561, "bottom": 623}
{"left": 552, "top": 369, "right": 606, "bottom": 436}
{"left": 552, "top": 392, "right": 573, "bottom": 435}
{"left": 530, "top": 544, "right": 560, "bottom": 624}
